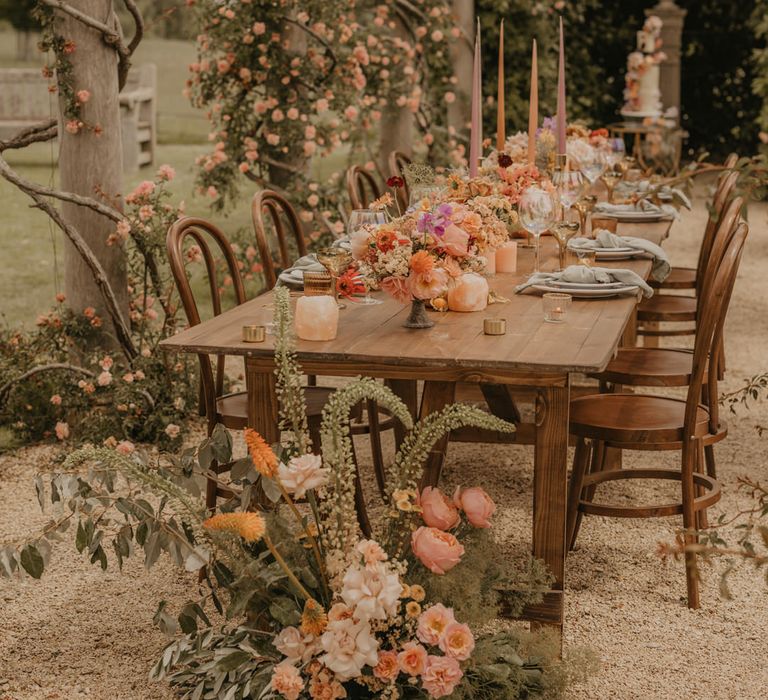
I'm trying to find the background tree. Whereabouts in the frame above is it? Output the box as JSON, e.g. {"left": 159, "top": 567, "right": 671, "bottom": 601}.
{"left": 0, "top": 0, "right": 42, "bottom": 60}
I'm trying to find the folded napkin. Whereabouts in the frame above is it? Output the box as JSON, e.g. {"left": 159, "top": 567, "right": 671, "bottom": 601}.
{"left": 569, "top": 229, "right": 670, "bottom": 282}
{"left": 614, "top": 180, "right": 692, "bottom": 210}
{"left": 276, "top": 254, "right": 326, "bottom": 287}
{"left": 516, "top": 264, "right": 654, "bottom": 298}
{"left": 594, "top": 200, "right": 678, "bottom": 219}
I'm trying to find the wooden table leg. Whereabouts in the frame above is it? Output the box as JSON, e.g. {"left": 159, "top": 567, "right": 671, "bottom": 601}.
{"left": 418, "top": 380, "right": 457, "bottom": 488}
{"left": 386, "top": 378, "right": 418, "bottom": 451}
{"left": 531, "top": 378, "right": 569, "bottom": 638}
{"left": 245, "top": 357, "right": 280, "bottom": 442}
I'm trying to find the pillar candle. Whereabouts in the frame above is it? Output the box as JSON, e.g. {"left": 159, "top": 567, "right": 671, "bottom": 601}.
{"left": 294, "top": 295, "right": 339, "bottom": 341}
{"left": 527, "top": 39, "right": 538, "bottom": 165}
{"left": 496, "top": 241, "right": 518, "bottom": 273}
{"left": 556, "top": 16, "right": 566, "bottom": 155}
{"left": 469, "top": 20, "right": 482, "bottom": 178}
{"left": 482, "top": 250, "right": 497, "bottom": 275}
{"left": 496, "top": 19, "right": 505, "bottom": 152}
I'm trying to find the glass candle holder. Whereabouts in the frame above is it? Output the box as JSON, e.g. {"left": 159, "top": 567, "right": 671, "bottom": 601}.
{"left": 542, "top": 293, "right": 572, "bottom": 324}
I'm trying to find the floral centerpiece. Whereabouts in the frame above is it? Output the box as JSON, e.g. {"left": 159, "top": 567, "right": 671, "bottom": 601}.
{"left": 2, "top": 286, "right": 597, "bottom": 699}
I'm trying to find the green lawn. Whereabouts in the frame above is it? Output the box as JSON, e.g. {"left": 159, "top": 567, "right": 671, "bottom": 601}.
{"left": 0, "top": 143, "right": 255, "bottom": 328}
{"left": 0, "top": 29, "right": 207, "bottom": 143}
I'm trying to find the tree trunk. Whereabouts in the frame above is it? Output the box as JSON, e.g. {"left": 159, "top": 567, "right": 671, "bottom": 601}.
{"left": 55, "top": 0, "right": 129, "bottom": 341}
{"left": 378, "top": 16, "right": 412, "bottom": 176}
{"left": 447, "top": 0, "right": 474, "bottom": 137}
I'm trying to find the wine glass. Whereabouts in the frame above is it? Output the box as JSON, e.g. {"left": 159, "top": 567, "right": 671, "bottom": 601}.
{"left": 579, "top": 147, "right": 605, "bottom": 186}
{"left": 600, "top": 168, "right": 622, "bottom": 203}
{"left": 347, "top": 209, "right": 385, "bottom": 305}
{"left": 603, "top": 137, "right": 626, "bottom": 169}
{"left": 519, "top": 186, "right": 557, "bottom": 274}
{"left": 550, "top": 221, "right": 580, "bottom": 271}
{"left": 572, "top": 194, "right": 598, "bottom": 237}
{"left": 316, "top": 248, "right": 352, "bottom": 309}
{"left": 552, "top": 170, "right": 585, "bottom": 220}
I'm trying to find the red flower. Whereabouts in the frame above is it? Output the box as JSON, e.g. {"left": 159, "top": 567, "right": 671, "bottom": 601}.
{"left": 336, "top": 269, "right": 366, "bottom": 300}
{"left": 387, "top": 175, "right": 404, "bottom": 188}
{"left": 497, "top": 153, "right": 513, "bottom": 168}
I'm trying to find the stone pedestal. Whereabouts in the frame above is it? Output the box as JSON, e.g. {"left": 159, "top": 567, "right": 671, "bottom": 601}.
{"left": 648, "top": 0, "right": 687, "bottom": 122}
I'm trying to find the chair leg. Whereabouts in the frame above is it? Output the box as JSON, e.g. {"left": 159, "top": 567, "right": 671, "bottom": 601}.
{"left": 309, "top": 419, "right": 322, "bottom": 454}
{"left": 703, "top": 444, "right": 717, "bottom": 479}
{"left": 365, "top": 399, "right": 388, "bottom": 499}
{"left": 694, "top": 443, "right": 709, "bottom": 531}
{"left": 566, "top": 437, "right": 591, "bottom": 551}
{"left": 348, "top": 428, "right": 372, "bottom": 538}
{"left": 681, "top": 439, "right": 701, "bottom": 609}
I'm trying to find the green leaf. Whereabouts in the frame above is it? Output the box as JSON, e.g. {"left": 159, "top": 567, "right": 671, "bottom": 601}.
{"left": 136, "top": 520, "right": 148, "bottom": 546}
{"left": 260, "top": 476, "right": 282, "bottom": 503}
{"left": 34, "top": 475, "right": 45, "bottom": 510}
{"left": 153, "top": 600, "right": 178, "bottom": 635}
{"left": 0, "top": 547, "right": 18, "bottom": 577}
{"left": 20, "top": 544, "right": 44, "bottom": 579}
{"left": 229, "top": 457, "right": 253, "bottom": 482}
{"left": 90, "top": 544, "right": 108, "bottom": 570}
{"left": 75, "top": 519, "right": 87, "bottom": 553}
{"left": 216, "top": 650, "right": 252, "bottom": 672}
{"left": 269, "top": 596, "right": 301, "bottom": 626}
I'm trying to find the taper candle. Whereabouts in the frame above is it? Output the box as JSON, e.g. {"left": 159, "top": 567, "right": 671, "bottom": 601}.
{"left": 469, "top": 20, "right": 482, "bottom": 178}
{"left": 527, "top": 38, "right": 538, "bottom": 165}
{"left": 556, "top": 16, "right": 566, "bottom": 155}
{"left": 496, "top": 19, "right": 505, "bottom": 152}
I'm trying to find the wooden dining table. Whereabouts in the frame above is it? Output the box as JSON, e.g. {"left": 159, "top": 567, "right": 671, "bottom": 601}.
{"left": 161, "top": 218, "right": 673, "bottom": 637}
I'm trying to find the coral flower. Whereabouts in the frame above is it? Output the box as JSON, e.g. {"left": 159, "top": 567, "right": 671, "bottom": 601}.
{"left": 409, "top": 250, "right": 434, "bottom": 275}
{"left": 411, "top": 527, "right": 465, "bottom": 575}
{"left": 375, "top": 228, "right": 399, "bottom": 253}
{"left": 438, "top": 621, "right": 475, "bottom": 660}
{"left": 373, "top": 649, "right": 400, "bottom": 682}
{"left": 244, "top": 427, "right": 278, "bottom": 477}
{"left": 301, "top": 598, "right": 329, "bottom": 636}
{"left": 408, "top": 267, "right": 448, "bottom": 301}
{"left": 397, "top": 641, "right": 428, "bottom": 677}
{"left": 453, "top": 486, "right": 496, "bottom": 528}
{"left": 416, "top": 603, "right": 456, "bottom": 645}
{"left": 421, "top": 655, "right": 463, "bottom": 698}
{"left": 203, "top": 512, "right": 266, "bottom": 543}
{"left": 419, "top": 486, "right": 460, "bottom": 530}
{"left": 381, "top": 276, "right": 411, "bottom": 304}
{"left": 270, "top": 661, "right": 304, "bottom": 700}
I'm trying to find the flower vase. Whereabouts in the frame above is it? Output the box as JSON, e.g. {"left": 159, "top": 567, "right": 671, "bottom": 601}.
{"left": 404, "top": 299, "right": 434, "bottom": 329}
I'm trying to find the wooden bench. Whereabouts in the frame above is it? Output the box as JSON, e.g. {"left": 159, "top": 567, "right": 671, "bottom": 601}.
{"left": 0, "top": 64, "right": 157, "bottom": 171}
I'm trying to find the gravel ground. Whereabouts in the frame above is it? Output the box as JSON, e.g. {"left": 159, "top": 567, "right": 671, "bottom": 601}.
{"left": 2, "top": 189, "right": 768, "bottom": 699}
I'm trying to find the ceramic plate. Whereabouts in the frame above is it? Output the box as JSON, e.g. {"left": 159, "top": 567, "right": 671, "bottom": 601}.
{"left": 547, "top": 280, "right": 628, "bottom": 291}
{"left": 531, "top": 283, "right": 639, "bottom": 298}
{"left": 596, "top": 210, "right": 672, "bottom": 223}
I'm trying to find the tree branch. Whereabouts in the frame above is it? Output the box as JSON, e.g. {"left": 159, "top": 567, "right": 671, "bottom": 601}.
{"left": 0, "top": 119, "right": 57, "bottom": 151}
{"left": 121, "top": 0, "right": 144, "bottom": 56}
{"left": 0, "top": 363, "right": 95, "bottom": 406}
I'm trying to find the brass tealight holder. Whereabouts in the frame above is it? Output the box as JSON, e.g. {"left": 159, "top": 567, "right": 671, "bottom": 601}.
{"left": 483, "top": 318, "right": 507, "bottom": 336}
{"left": 242, "top": 324, "right": 266, "bottom": 343}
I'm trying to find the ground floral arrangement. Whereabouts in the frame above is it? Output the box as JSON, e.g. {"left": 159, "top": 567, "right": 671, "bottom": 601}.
{"left": 0, "top": 286, "right": 596, "bottom": 699}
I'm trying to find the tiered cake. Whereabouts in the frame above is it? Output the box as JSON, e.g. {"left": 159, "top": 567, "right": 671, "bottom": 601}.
{"left": 621, "top": 15, "right": 666, "bottom": 118}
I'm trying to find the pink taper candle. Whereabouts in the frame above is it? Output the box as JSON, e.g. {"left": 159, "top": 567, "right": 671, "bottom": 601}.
{"left": 469, "top": 20, "right": 482, "bottom": 178}
{"left": 527, "top": 38, "right": 538, "bottom": 165}
{"left": 496, "top": 19, "right": 505, "bottom": 152}
{"left": 556, "top": 16, "right": 566, "bottom": 155}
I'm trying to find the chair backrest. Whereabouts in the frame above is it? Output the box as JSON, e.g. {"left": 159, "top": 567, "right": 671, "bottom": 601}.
{"left": 251, "top": 190, "right": 308, "bottom": 290}
{"left": 685, "top": 216, "right": 748, "bottom": 438}
{"left": 166, "top": 217, "right": 247, "bottom": 420}
{"left": 347, "top": 165, "right": 382, "bottom": 210}
{"left": 388, "top": 150, "right": 412, "bottom": 209}
{"left": 694, "top": 170, "right": 739, "bottom": 294}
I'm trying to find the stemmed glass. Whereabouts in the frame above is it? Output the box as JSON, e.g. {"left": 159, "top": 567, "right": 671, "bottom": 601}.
{"left": 519, "top": 186, "right": 557, "bottom": 274}
{"left": 347, "top": 209, "right": 385, "bottom": 305}
{"left": 603, "top": 137, "right": 626, "bottom": 169}
{"left": 579, "top": 147, "right": 605, "bottom": 187}
{"left": 600, "top": 168, "right": 622, "bottom": 203}
{"left": 572, "top": 194, "right": 597, "bottom": 237}
{"left": 552, "top": 169, "right": 585, "bottom": 220}
{"left": 316, "top": 248, "right": 353, "bottom": 309}
{"left": 550, "top": 221, "right": 580, "bottom": 271}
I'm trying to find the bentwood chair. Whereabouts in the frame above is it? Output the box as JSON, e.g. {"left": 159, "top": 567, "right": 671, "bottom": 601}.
{"left": 346, "top": 165, "right": 383, "bottom": 210}
{"left": 250, "top": 192, "right": 397, "bottom": 501}
{"left": 649, "top": 153, "right": 739, "bottom": 292}
{"left": 167, "top": 216, "right": 334, "bottom": 513}
{"left": 637, "top": 168, "right": 739, "bottom": 344}
{"left": 388, "top": 150, "right": 412, "bottom": 210}
{"left": 590, "top": 196, "right": 744, "bottom": 480}
{"left": 566, "top": 218, "right": 749, "bottom": 608}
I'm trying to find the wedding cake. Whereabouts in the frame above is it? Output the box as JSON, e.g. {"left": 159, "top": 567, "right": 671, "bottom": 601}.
{"left": 621, "top": 15, "right": 666, "bottom": 118}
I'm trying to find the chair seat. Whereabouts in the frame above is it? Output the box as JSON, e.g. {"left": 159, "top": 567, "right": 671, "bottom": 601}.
{"left": 569, "top": 393, "right": 710, "bottom": 444}
{"left": 649, "top": 266, "right": 696, "bottom": 290}
{"left": 216, "top": 387, "right": 335, "bottom": 430}
{"left": 637, "top": 294, "right": 697, "bottom": 322}
{"left": 592, "top": 347, "right": 697, "bottom": 387}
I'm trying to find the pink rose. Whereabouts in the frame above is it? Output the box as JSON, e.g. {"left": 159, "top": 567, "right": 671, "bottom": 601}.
{"left": 453, "top": 486, "right": 496, "bottom": 528}
{"left": 270, "top": 661, "right": 304, "bottom": 700}
{"left": 407, "top": 268, "right": 449, "bottom": 301}
{"left": 411, "top": 527, "right": 464, "bottom": 575}
{"left": 436, "top": 224, "right": 471, "bottom": 257}
{"left": 76, "top": 89, "right": 90, "bottom": 103}
{"left": 397, "top": 641, "right": 428, "bottom": 677}
{"left": 438, "top": 622, "right": 475, "bottom": 660}
{"left": 419, "top": 487, "right": 460, "bottom": 530}
{"left": 54, "top": 421, "right": 69, "bottom": 441}
{"left": 417, "top": 603, "right": 456, "bottom": 645}
{"left": 373, "top": 649, "right": 399, "bottom": 682}
{"left": 115, "top": 440, "right": 135, "bottom": 455}
{"left": 421, "top": 655, "right": 463, "bottom": 698}
{"left": 50, "top": 394, "right": 62, "bottom": 406}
